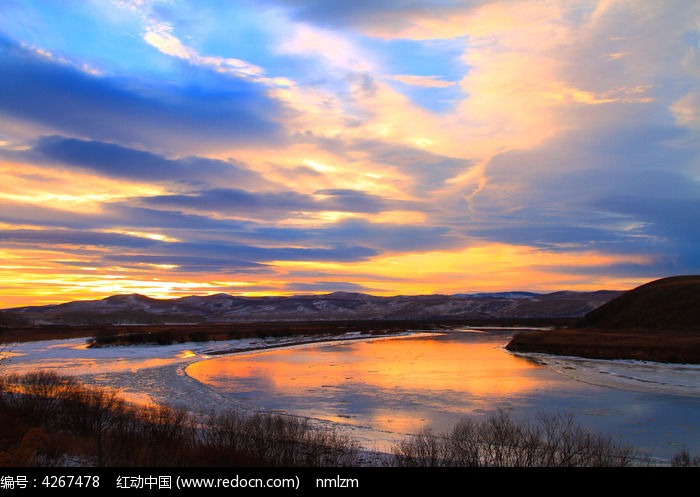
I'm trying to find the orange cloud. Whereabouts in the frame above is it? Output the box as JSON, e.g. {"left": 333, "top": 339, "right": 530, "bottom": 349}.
{"left": 268, "top": 243, "right": 652, "bottom": 296}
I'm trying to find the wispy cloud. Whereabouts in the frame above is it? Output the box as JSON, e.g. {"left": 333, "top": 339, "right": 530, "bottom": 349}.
{"left": 0, "top": 1, "right": 699, "bottom": 306}
{"left": 143, "top": 20, "right": 280, "bottom": 84}
{"left": 0, "top": 37, "right": 285, "bottom": 153}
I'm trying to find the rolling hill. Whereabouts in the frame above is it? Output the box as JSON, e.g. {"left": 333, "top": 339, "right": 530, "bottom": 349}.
{"left": 576, "top": 275, "right": 700, "bottom": 330}
{"left": 0, "top": 290, "right": 621, "bottom": 326}
{"left": 506, "top": 275, "right": 700, "bottom": 364}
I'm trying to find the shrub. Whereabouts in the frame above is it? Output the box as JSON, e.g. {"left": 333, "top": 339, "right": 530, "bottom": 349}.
{"left": 0, "top": 371, "right": 362, "bottom": 466}
{"left": 202, "top": 411, "right": 361, "bottom": 467}
{"left": 393, "top": 409, "right": 646, "bottom": 467}
{"left": 671, "top": 448, "right": 700, "bottom": 467}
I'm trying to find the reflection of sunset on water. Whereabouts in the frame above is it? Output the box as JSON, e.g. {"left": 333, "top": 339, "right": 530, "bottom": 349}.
{"left": 187, "top": 336, "right": 544, "bottom": 397}
{"left": 365, "top": 409, "right": 437, "bottom": 435}
{"left": 185, "top": 332, "right": 582, "bottom": 437}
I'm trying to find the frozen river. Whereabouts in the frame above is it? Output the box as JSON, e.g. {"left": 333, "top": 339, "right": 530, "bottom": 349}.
{"left": 4, "top": 328, "right": 700, "bottom": 462}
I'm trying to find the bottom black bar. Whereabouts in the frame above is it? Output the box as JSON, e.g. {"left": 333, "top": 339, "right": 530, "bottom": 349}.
{"left": 0, "top": 467, "right": 692, "bottom": 494}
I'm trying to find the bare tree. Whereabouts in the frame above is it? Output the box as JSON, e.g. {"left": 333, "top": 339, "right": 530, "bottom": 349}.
{"left": 392, "top": 410, "right": 645, "bottom": 467}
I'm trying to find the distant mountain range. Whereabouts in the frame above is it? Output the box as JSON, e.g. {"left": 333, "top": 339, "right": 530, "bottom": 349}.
{"left": 0, "top": 290, "right": 623, "bottom": 326}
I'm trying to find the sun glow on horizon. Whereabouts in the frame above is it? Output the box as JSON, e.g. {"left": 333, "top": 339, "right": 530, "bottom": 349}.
{"left": 0, "top": 1, "right": 696, "bottom": 308}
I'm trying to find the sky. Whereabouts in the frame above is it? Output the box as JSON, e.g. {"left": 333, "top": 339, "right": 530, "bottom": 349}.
{"left": 0, "top": 0, "right": 699, "bottom": 308}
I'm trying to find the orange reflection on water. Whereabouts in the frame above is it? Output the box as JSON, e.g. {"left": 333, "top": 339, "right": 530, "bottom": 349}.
{"left": 366, "top": 408, "right": 438, "bottom": 435}
{"left": 187, "top": 334, "right": 544, "bottom": 400}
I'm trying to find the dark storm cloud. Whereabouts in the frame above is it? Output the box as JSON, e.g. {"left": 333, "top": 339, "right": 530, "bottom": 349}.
{"left": 29, "top": 136, "right": 271, "bottom": 189}
{"left": 538, "top": 262, "right": 687, "bottom": 281}
{"left": 282, "top": 281, "right": 372, "bottom": 293}
{"left": 0, "top": 196, "right": 451, "bottom": 256}
{"left": 314, "top": 189, "right": 391, "bottom": 212}
{"left": 0, "top": 199, "right": 253, "bottom": 232}
{"left": 598, "top": 195, "right": 700, "bottom": 242}
{"left": 0, "top": 229, "right": 160, "bottom": 249}
{"left": 0, "top": 38, "right": 284, "bottom": 153}
{"left": 162, "top": 240, "right": 378, "bottom": 263}
{"left": 251, "top": 219, "right": 456, "bottom": 253}
{"left": 466, "top": 119, "right": 700, "bottom": 275}
{"left": 0, "top": 200, "right": 100, "bottom": 230}
{"left": 315, "top": 218, "right": 457, "bottom": 252}
{"left": 142, "top": 187, "right": 403, "bottom": 218}
{"left": 332, "top": 139, "right": 471, "bottom": 194}
{"left": 112, "top": 240, "right": 378, "bottom": 271}
{"left": 104, "top": 205, "right": 252, "bottom": 232}
{"left": 0, "top": 226, "right": 377, "bottom": 271}
{"left": 467, "top": 223, "right": 628, "bottom": 251}
{"left": 103, "top": 254, "right": 266, "bottom": 273}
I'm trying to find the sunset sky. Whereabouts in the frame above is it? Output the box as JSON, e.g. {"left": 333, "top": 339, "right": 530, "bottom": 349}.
{"left": 1, "top": 1, "right": 699, "bottom": 308}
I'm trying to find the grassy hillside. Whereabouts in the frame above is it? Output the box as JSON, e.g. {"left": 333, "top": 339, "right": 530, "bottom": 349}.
{"left": 577, "top": 275, "right": 700, "bottom": 331}
{"left": 506, "top": 276, "right": 700, "bottom": 364}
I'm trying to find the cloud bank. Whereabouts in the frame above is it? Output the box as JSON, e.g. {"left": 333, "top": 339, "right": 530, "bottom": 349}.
{"left": 0, "top": 0, "right": 699, "bottom": 306}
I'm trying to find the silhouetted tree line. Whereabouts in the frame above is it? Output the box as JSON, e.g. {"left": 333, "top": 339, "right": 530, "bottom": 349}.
{"left": 0, "top": 311, "right": 29, "bottom": 327}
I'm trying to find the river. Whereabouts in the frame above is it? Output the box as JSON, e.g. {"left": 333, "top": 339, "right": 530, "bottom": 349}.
{"left": 4, "top": 327, "right": 700, "bottom": 462}
{"left": 186, "top": 328, "right": 700, "bottom": 461}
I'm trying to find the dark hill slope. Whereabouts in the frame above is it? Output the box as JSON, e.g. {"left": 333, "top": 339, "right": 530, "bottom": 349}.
{"left": 506, "top": 276, "right": 700, "bottom": 364}
{"left": 577, "top": 275, "right": 700, "bottom": 330}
